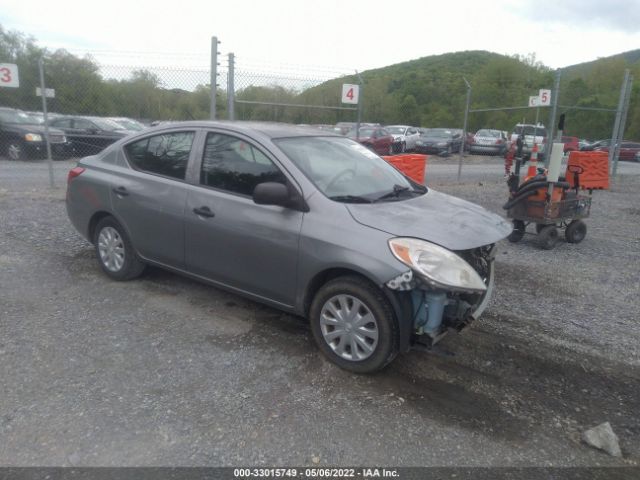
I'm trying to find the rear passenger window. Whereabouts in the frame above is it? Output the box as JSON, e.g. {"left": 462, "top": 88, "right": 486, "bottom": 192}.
{"left": 125, "top": 131, "right": 194, "bottom": 180}
{"left": 200, "top": 133, "right": 286, "bottom": 196}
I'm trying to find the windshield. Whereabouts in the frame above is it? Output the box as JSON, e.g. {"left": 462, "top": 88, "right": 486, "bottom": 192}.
{"left": 114, "top": 119, "right": 144, "bottom": 131}
{"left": 477, "top": 129, "right": 500, "bottom": 137}
{"left": 90, "top": 117, "right": 125, "bottom": 131}
{"left": 274, "top": 136, "right": 422, "bottom": 201}
{"left": 347, "top": 127, "right": 375, "bottom": 138}
{"left": 421, "top": 128, "right": 452, "bottom": 138}
{"left": 514, "top": 126, "right": 547, "bottom": 137}
{"left": 0, "top": 109, "right": 36, "bottom": 124}
{"left": 386, "top": 126, "right": 406, "bottom": 134}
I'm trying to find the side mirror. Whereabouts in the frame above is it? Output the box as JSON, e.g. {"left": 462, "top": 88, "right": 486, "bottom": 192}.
{"left": 253, "top": 182, "right": 309, "bottom": 212}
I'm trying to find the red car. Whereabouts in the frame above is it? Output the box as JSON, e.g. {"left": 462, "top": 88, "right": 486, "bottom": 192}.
{"left": 347, "top": 126, "right": 394, "bottom": 156}
{"left": 561, "top": 136, "right": 579, "bottom": 153}
{"left": 593, "top": 140, "right": 640, "bottom": 161}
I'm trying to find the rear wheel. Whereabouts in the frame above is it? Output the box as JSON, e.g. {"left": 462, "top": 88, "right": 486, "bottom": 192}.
{"left": 537, "top": 225, "right": 558, "bottom": 250}
{"left": 565, "top": 220, "right": 587, "bottom": 243}
{"left": 93, "top": 216, "right": 146, "bottom": 280}
{"left": 310, "top": 276, "right": 398, "bottom": 373}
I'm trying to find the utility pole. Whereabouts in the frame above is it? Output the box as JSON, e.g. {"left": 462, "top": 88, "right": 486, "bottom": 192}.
{"left": 355, "top": 71, "right": 364, "bottom": 141}
{"left": 227, "top": 52, "right": 235, "bottom": 121}
{"left": 457, "top": 77, "right": 471, "bottom": 182}
{"left": 210, "top": 36, "right": 220, "bottom": 120}
{"left": 38, "top": 57, "right": 54, "bottom": 188}
{"left": 611, "top": 72, "right": 633, "bottom": 178}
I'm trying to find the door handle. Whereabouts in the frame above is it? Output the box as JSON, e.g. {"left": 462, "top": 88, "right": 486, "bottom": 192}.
{"left": 193, "top": 206, "right": 215, "bottom": 218}
{"left": 112, "top": 186, "right": 129, "bottom": 196}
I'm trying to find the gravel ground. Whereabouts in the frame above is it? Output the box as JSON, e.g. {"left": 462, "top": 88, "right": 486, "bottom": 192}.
{"left": 1, "top": 157, "right": 639, "bottom": 467}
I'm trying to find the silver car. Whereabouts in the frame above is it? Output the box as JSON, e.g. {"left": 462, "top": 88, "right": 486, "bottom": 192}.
{"left": 66, "top": 121, "right": 511, "bottom": 373}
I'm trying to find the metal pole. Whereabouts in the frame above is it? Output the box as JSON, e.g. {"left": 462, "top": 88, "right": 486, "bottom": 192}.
{"left": 355, "top": 71, "right": 363, "bottom": 141}
{"left": 534, "top": 106, "right": 539, "bottom": 127}
{"left": 608, "top": 69, "right": 628, "bottom": 174}
{"left": 210, "top": 36, "right": 219, "bottom": 120}
{"left": 457, "top": 77, "right": 471, "bottom": 182}
{"left": 545, "top": 69, "right": 561, "bottom": 166}
{"left": 38, "top": 57, "right": 54, "bottom": 188}
{"left": 227, "top": 52, "right": 235, "bottom": 121}
{"left": 612, "top": 73, "right": 633, "bottom": 179}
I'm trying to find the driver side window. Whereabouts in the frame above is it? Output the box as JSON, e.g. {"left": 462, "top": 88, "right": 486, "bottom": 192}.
{"left": 200, "top": 132, "right": 287, "bottom": 196}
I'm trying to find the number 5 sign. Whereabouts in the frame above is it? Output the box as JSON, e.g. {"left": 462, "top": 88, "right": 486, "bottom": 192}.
{"left": 0, "top": 63, "right": 20, "bottom": 88}
{"left": 341, "top": 84, "right": 359, "bottom": 104}
{"left": 538, "top": 89, "right": 551, "bottom": 106}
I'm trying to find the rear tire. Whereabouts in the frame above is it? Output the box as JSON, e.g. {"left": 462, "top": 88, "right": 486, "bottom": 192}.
{"left": 93, "top": 216, "right": 146, "bottom": 280}
{"left": 537, "top": 225, "right": 558, "bottom": 250}
{"left": 310, "top": 276, "right": 398, "bottom": 373}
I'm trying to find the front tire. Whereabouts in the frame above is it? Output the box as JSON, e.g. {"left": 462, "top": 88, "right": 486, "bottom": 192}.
{"left": 93, "top": 216, "right": 146, "bottom": 280}
{"left": 6, "top": 141, "right": 27, "bottom": 161}
{"left": 310, "top": 276, "right": 398, "bottom": 373}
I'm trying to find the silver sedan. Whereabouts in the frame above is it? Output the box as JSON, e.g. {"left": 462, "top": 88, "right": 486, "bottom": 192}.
{"left": 66, "top": 121, "right": 510, "bottom": 372}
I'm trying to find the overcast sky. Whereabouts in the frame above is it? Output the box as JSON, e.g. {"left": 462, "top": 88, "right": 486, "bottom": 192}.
{"left": 1, "top": 0, "right": 640, "bottom": 74}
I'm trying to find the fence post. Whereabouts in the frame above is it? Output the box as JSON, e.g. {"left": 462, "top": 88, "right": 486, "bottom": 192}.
{"left": 457, "top": 77, "right": 471, "bottom": 182}
{"left": 611, "top": 73, "right": 633, "bottom": 179}
{"left": 210, "top": 36, "right": 219, "bottom": 120}
{"left": 355, "top": 71, "right": 364, "bottom": 141}
{"left": 38, "top": 57, "right": 54, "bottom": 188}
{"left": 227, "top": 52, "right": 235, "bottom": 121}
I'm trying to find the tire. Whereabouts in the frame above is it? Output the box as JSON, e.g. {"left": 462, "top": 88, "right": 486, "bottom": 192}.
{"left": 565, "top": 220, "right": 587, "bottom": 244}
{"left": 310, "top": 275, "right": 398, "bottom": 373}
{"left": 507, "top": 220, "right": 525, "bottom": 243}
{"left": 6, "top": 141, "right": 27, "bottom": 161}
{"left": 93, "top": 216, "right": 146, "bottom": 280}
{"left": 537, "top": 225, "right": 558, "bottom": 250}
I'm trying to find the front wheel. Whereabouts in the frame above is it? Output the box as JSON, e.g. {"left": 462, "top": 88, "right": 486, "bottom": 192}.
{"left": 565, "top": 220, "right": 587, "bottom": 243}
{"left": 93, "top": 216, "right": 146, "bottom": 280}
{"left": 310, "top": 276, "right": 398, "bottom": 373}
{"left": 6, "top": 141, "right": 27, "bottom": 161}
{"left": 507, "top": 220, "right": 525, "bottom": 243}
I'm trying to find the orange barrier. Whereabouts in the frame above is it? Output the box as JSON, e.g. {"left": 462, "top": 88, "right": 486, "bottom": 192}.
{"left": 382, "top": 154, "right": 427, "bottom": 184}
{"left": 566, "top": 151, "right": 609, "bottom": 190}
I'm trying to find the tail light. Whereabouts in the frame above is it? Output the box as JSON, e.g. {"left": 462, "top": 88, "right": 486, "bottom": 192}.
{"left": 67, "top": 167, "right": 85, "bottom": 185}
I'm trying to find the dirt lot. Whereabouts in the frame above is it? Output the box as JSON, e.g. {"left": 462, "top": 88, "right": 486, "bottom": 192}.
{"left": 1, "top": 157, "right": 639, "bottom": 467}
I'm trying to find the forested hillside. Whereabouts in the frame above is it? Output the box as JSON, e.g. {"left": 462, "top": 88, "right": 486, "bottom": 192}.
{"left": 1, "top": 23, "right": 638, "bottom": 140}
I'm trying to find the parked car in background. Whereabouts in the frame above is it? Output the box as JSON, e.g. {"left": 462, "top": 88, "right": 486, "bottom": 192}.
{"left": 561, "top": 136, "right": 579, "bottom": 153}
{"left": 66, "top": 121, "right": 511, "bottom": 372}
{"left": 109, "top": 117, "right": 147, "bottom": 132}
{"left": 591, "top": 140, "right": 640, "bottom": 161}
{"left": 385, "top": 125, "right": 421, "bottom": 153}
{"left": 347, "top": 126, "right": 394, "bottom": 156}
{"left": 0, "top": 107, "right": 70, "bottom": 160}
{"left": 415, "top": 128, "right": 463, "bottom": 156}
{"left": 510, "top": 123, "right": 547, "bottom": 159}
{"left": 467, "top": 129, "right": 508, "bottom": 156}
{"left": 50, "top": 116, "right": 136, "bottom": 156}
{"left": 578, "top": 139, "right": 592, "bottom": 150}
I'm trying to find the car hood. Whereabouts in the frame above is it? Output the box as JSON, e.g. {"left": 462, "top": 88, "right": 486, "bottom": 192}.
{"left": 345, "top": 189, "right": 512, "bottom": 251}
{"left": 419, "top": 136, "right": 450, "bottom": 143}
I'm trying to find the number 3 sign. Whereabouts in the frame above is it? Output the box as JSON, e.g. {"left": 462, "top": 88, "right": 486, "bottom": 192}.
{"left": 341, "top": 84, "right": 359, "bottom": 104}
{"left": 0, "top": 64, "right": 20, "bottom": 88}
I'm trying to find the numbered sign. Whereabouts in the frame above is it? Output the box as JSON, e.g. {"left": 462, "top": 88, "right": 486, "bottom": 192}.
{"left": 538, "top": 89, "right": 551, "bottom": 106}
{"left": 341, "top": 84, "right": 359, "bottom": 104}
{"left": 0, "top": 63, "right": 19, "bottom": 88}
{"left": 529, "top": 96, "right": 539, "bottom": 107}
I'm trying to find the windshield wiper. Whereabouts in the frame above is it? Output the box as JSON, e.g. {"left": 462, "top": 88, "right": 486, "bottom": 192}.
{"left": 374, "top": 184, "right": 413, "bottom": 202}
{"left": 329, "top": 195, "right": 373, "bottom": 204}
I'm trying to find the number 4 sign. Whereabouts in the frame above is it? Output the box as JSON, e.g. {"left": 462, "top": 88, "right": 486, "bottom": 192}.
{"left": 0, "top": 63, "right": 19, "bottom": 88}
{"left": 341, "top": 84, "right": 359, "bottom": 104}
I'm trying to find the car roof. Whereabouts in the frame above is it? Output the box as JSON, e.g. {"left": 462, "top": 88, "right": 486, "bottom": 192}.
{"left": 149, "top": 121, "right": 342, "bottom": 139}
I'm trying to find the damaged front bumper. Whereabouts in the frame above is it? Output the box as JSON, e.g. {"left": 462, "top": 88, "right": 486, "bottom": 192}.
{"left": 385, "top": 244, "right": 496, "bottom": 349}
